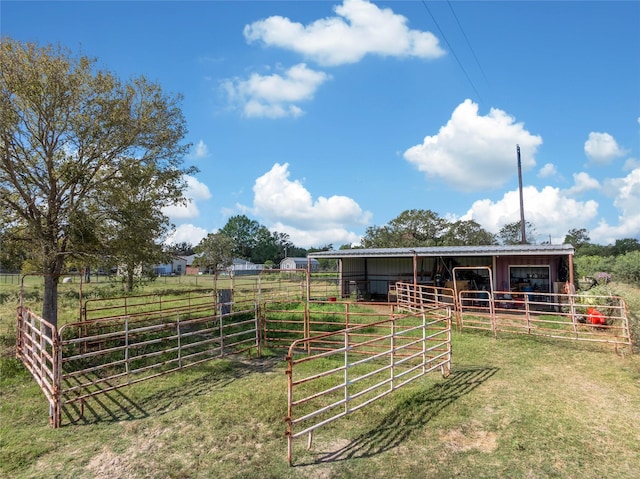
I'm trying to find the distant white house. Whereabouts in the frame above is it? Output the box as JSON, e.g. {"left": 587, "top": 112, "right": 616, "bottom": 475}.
{"left": 227, "top": 258, "right": 264, "bottom": 276}
{"left": 280, "top": 257, "right": 320, "bottom": 272}
{"left": 154, "top": 256, "right": 189, "bottom": 276}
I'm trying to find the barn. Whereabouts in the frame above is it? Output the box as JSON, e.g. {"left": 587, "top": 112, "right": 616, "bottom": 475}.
{"left": 309, "top": 244, "right": 575, "bottom": 300}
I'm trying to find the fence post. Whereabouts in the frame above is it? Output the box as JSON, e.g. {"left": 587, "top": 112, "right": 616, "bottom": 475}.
{"left": 344, "top": 329, "right": 349, "bottom": 415}
{"left": 390, "top": 318, "right": 396, "bottom": 390}
{"left": 177, "top": 314, "right": 182, "bottom": 369}
{"left": 125, "top": 316, "right": 130, "bottom": 378}
{"left": 254, "top": 301, "right": 261, "bottom": 358}
{"left": 285, "top": 353, "right": 294, "bottom": 466}
{"left": 52, "top": 325, "right": 62, "bottom": 428}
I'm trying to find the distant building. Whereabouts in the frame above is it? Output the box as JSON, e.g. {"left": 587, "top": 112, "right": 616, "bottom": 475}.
{"left": 309, "top": 244, "right": 575, "bottom": 300}
{"left": 154, "top": 256, "right": 189, "bottom": 276}
{"left": 280, "top": 257, "right": 320, "bottom": 272}
{"left": 228, "top": 258, "right": 264, "bottom": 276}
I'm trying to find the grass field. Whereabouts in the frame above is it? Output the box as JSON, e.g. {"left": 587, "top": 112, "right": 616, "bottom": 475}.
{"left": 1, "top": 278, "right": 639, "bottom": 478}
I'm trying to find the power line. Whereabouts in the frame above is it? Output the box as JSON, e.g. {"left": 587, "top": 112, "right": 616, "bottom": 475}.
{"left": 447, "top": 1, "right": 490, "bottom": 87}
{"left": 420, "top": 0, "right": 483, "bottom": 103}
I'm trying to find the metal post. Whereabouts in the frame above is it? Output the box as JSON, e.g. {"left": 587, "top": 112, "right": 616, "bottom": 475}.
{"left": 517, "top": 145, "right": 527, "bottom": 244}
{"left": 285, "top": 355, "right": 293, "bottom": 466}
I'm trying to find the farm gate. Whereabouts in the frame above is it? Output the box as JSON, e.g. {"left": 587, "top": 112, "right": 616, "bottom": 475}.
{"left": 394, "top": 272, "right": 632, "bottom": 352}
{"left": 16, "top": 292, "right": 260, "bottom": 428}
{"left": 284, "top": 304, "right": 452, "bottom": 466}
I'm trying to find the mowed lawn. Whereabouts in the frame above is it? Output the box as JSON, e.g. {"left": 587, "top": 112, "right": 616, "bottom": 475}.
{"left": 1, "top": 329, "right": 639, "bottom": 479}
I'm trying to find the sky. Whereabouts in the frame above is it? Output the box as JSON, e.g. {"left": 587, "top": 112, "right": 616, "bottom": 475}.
{"left": 2, "top": 0, "right": 639, "bottom": 249}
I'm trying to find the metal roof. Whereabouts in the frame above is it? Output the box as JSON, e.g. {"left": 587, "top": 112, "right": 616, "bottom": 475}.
{"left": 308, "top": 244, "right": 574, "bottom": 259}
{"left": 281, "top": 257, "right": 320, "bottom": 264}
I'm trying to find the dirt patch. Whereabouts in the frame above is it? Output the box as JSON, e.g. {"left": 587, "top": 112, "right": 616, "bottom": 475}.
{"left": 83, "top": 425, "right": 177, "bottom": 479}
{"left": 439, "top": 421, "right": 498, "bottom": 453}
{"left": 85, "top": 446, "right": 132, "bottom": 479}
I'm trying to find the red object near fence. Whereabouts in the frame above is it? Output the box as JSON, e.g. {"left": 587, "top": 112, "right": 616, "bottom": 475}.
{"left": 587, "top": 307, "right": 606, "bottom": 325}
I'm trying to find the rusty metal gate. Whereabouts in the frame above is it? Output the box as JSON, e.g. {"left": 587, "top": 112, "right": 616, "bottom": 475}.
{"left": 16, "top": 301, "right": 260, "bottom": 427}
{"left": 284, "top": 305, "right": 452, "bottom": 466}
{"left": 394, "top": 273, "right": 632, "bottom": 352}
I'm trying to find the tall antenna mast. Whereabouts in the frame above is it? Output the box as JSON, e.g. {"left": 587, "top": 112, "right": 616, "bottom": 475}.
{"left": 517, "top": 144, "right": 527, "bottom": 244}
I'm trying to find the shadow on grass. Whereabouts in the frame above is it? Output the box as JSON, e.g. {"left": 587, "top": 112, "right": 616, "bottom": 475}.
{"left": 301, "top": 365, "right": 499, "bottom": 466}
{"left": 59, "top": 356, "right": 283, "bottom": 426}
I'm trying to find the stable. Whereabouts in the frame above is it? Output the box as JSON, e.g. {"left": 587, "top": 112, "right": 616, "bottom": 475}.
{"left": 309, "top": 244, "right": 575, "bottom": 300}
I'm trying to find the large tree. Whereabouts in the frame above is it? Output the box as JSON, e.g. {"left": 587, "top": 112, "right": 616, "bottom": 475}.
{"left": 219, "top": 215, "right": 261, "bottom": 260}
{"left": 564, "top": 228, "right": 590, "bottom": 250}
{"left": 250, "top": 225, "right": 278, "bottom": 264}
{"left": 441, "top": 220, "right": 497, "bottom": 246}
{"left": 498, "top": 221, "right": 537, "bottom": 245}
{"left": 361, "top": 209, "right": 452, "bottom": 248}
{"left": 193, "top": 233, "right": 234, "bottom": 279}
{"left": 388, "top": 209, "right": 448, "bottom": 246}
{"left": 99, "top": 160, "right": 184, "bottom": 292}
{"left": 0, "top": 38, "right": 192, "bottom": 326}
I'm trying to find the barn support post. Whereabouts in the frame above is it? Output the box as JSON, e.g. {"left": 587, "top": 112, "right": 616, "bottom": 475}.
{"left": 411, "top": 250, "right": 417, "bottom": 286}
{"left": 568, "top": 253, "right": 575, "bottom": 288}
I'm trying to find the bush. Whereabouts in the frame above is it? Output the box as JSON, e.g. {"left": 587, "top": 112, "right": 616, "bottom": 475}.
{"left": 613, "top": 251, "right": 640, "bottom": 286}
{"left": 575, "top": 284, "right": 620, "bottom": 322}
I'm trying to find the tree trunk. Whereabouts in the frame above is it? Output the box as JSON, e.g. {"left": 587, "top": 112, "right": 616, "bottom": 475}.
{"left": 125, "top": 267, "right": 135, "bottom": 293}
{"left": 42, "top": 273, "right": 59, "bottom": 331}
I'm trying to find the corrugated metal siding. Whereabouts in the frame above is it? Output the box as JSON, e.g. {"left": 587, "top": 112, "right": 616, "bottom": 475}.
{"left": 338, "top": 251, "right": 570, "bottom": 297}
{"left": 368, "top": 258, "right": 415, "bottom": 294}
{"left": 494, "top": 256, "right": 564, "bottom": 292}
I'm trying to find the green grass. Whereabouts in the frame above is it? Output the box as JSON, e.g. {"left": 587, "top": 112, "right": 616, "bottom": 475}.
{"left": 2, "top": 331, "right": 639, "bottom": 479}
{"left": 1, "top": 280, "right": 639, "bottom": 478}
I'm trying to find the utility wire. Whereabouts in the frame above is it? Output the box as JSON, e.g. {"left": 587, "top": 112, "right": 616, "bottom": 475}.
{"left": 421, "top": 0, "right": 483, "bottom": 103}
{"left": 447, "top": 1, "right": 490, "bottom": 88}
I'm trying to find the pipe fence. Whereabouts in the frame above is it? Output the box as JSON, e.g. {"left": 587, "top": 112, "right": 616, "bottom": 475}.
{"left": 458, "top": 289, "right": 631, "bottom": 351}
{"left": 16, "top": 302, "right": 260, "bottom": 427}
{"left": 15, "top": 307, "right": 57, "bottom": 419}
{"left": 394, "top": 282, "right": 631, "bottom": 352}
{"left": 285, "top": 305, "right": 452, "bottom": 466}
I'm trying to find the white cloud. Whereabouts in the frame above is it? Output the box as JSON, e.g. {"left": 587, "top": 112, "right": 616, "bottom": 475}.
{"left": 565, "top": 172, "right": 600, "bottom": 196}
{"left": 244, "top": 0, "right": 445, "bottom": 66}
{"left": 165, "top": 224, "right": 209, "bottom": 247}
{"left": 222, "top": 63, "right": 330, "bottom": 118}
{"left": 462, "top": 185, "right": 599, "bottom": 244}
{"left": 537, "top": 163, "right": 557, "bottom": 178}
{"left": 584, "top": 132, "right": 627, "bottom": 164}
{"left": 623, "top": 157, "right": 640, "bottom": 171}
{"left": 192, "top": 140, "right": 209, "bottom": 159}
{"left": 403, "top": 99, "right": 543, "bottom": 192}
{"left": 250, "top": 162, "right": 371, "bottom": 247}
{"left": 162, "top": 175, "right": 212, "bottom": 219}
{"left": 591, "top": 168, "right": 640, "bottom": 243}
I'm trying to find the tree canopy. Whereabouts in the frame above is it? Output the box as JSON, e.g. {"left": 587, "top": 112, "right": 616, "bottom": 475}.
{"left": 497, "top": 221, "right": 537, "bottom": 245}
{"left": 193, "top": 232, "right": 234, "bottom": 277}
{"left": 0, "top": 38, "right": 193, "bottom": 325}
{"left": 361, "top": 209, "right": 497, "bottom": 248}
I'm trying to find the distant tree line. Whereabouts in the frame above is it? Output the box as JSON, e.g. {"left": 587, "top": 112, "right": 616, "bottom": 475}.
{"left": 181, "top": 215, "right": 334, "bottom": 275}
{"left": 565, "top": 228, "right": 640, "bottom": 286}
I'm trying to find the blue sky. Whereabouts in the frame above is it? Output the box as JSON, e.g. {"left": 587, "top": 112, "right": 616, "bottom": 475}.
{"left": 3, "top": 1, "right": 639, "bottom": 248}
